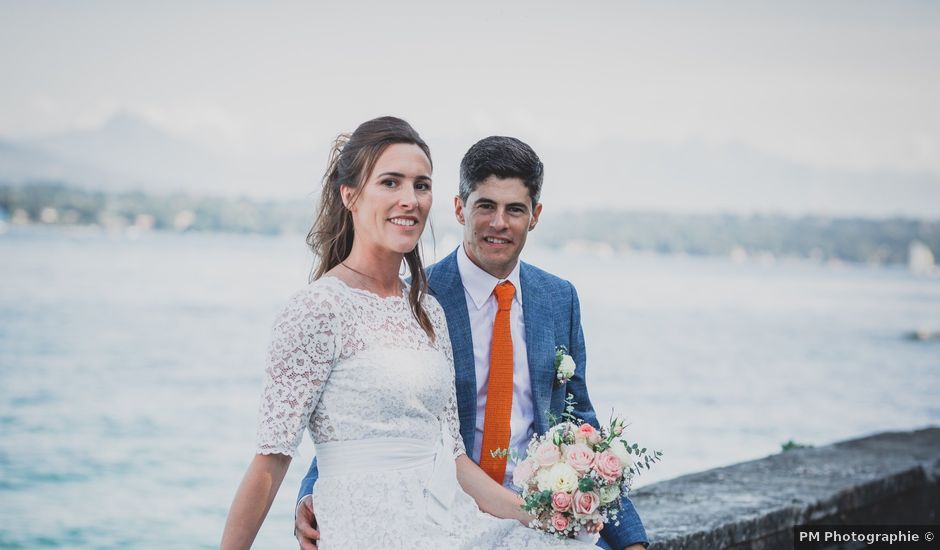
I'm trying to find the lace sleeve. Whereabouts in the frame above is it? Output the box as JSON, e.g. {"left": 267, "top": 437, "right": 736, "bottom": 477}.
{"left": 428, "top": 297, "right": 467, "bottom": 459}
{"left": 255, "top": 285, "right": 341, "bottom": 456}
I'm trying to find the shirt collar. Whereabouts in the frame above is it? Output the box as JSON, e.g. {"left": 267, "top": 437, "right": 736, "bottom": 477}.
{"left": 456, "top": 244, "right": 523, "bottom": 311}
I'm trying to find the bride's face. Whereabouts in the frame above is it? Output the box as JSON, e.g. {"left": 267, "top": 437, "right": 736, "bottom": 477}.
{"left": 343, "top": 143, "right": 433, "bottom": 255}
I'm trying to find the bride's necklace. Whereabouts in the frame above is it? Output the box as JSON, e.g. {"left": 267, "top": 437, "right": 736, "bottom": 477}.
{"left": 340, "top": 262, "right": 402, "bottom": 297}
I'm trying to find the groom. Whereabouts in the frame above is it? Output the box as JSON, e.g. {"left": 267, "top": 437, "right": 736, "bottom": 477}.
{"left": 295, "top": 136, "right": 648, "bottom": 550}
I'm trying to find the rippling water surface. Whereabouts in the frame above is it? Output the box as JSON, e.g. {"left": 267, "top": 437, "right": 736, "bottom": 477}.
{"left": 2, "top": 227, "right": 938, "bottom": 548}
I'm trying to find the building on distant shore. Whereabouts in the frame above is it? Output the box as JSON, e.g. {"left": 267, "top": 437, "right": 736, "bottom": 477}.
{"left": 909, "top": 240, "right": 937, "bottom": 275}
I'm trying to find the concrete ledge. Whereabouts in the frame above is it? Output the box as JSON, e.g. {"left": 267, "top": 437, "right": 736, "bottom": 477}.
{"left": 630, "top": 428, "right": 940, "bottom": 549}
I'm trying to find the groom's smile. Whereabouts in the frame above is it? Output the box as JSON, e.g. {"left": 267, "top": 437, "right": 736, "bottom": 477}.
{"left": 455, "top": 176, "right": 542, "bottom": 280}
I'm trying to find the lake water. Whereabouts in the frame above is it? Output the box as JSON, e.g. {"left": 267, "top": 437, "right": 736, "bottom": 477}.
{"left": 1, "top": 227, "right": 938, "bottom": 549}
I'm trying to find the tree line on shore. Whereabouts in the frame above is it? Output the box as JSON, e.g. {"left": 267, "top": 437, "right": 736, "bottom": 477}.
{"left": 2, "top": 181, "right": 938, "bottom": 265}
{"left": 536, "top": 210, "right": 939, "bottom": 265}
{"left": 0, "top": 181, "right": 311, "bottom": 235}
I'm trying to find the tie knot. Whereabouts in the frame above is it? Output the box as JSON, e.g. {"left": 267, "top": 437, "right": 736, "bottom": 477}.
{"left": 493, "top": 281, "right": 515, "bottom": 311}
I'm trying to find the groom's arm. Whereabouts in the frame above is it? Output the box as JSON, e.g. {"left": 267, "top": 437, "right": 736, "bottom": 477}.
{"left": 294, "top": 457, "right": 320, "bottom": 548}
{"left": 297, "top": 456, "right": 319, "bottom": 504}
{"left": 567, "top": 282, "right": 649, "bottom": 550}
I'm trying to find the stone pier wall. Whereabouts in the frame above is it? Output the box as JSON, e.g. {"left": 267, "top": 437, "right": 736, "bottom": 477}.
{"left": 629, "top": 428, "right": 940, "bottom": 549}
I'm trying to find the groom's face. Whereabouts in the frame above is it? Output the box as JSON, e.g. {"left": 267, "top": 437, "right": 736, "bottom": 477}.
{"left": 455, "top": 176, "right": 542, "bottom": 280}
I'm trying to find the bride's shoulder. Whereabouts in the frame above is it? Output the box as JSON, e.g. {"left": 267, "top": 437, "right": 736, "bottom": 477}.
{"left": 280, "top": 277, "right": 349, "bottom": 316}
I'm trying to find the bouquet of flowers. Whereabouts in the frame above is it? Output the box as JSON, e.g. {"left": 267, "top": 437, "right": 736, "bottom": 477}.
{"left": 508, "top": 395, "right": 662, "bottom": 539}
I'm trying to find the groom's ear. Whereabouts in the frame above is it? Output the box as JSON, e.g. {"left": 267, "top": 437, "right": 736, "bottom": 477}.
{"left": 528, "top": 202, "right": 543, "bottom": 231}
{"left": 454, "top": 195, "right": 466, "bottom": 225}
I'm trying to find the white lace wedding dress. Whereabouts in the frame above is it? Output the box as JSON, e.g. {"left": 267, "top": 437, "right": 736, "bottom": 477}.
{"left": 255, "top": 276, "right": 594, "bottom": 549}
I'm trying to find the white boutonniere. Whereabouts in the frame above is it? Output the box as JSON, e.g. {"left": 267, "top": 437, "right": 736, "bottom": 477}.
{"left": 554, "top": 345, "right": 575, "bottom": 385}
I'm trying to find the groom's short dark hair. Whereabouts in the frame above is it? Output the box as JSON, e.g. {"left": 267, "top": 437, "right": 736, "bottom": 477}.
{"left": 459, "top": 136, "right": 544, "bottom": 207}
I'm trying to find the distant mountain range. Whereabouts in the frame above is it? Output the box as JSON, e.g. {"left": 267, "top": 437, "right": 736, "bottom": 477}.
{"left": 0, "top": 113, "right": 316, "bottom": 198}
{"left": 1, "top": 113, "right": 938, "bottom": 219}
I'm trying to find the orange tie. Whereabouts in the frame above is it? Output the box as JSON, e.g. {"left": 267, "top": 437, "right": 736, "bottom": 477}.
{"left": 479, "top": 280, "right": 516, "bottom": 484}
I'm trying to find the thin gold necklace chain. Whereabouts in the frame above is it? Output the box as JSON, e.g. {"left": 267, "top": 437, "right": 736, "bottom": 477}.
{"left": 339, "top": 261, "right": 373, "bottom": 280}
{"left": 339, "top": 262, "right": 403, "bottom": 295}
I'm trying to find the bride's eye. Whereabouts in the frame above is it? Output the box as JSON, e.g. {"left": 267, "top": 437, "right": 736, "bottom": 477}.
{"left": 381, "top": 179, "right": 398, "bottom": 188}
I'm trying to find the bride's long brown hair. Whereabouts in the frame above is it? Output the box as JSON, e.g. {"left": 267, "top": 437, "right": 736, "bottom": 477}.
{"left": 306, "top": 116, "right": 435, "bottom": 340}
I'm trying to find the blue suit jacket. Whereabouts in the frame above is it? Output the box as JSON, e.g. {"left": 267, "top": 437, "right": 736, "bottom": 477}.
{"left": 298, "top": 248, "right": 648, "bottom": 549}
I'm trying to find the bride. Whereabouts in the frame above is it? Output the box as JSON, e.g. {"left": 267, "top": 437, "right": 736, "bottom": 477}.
{"left": 220, "top": 116, "right": 596, "bottom": 549}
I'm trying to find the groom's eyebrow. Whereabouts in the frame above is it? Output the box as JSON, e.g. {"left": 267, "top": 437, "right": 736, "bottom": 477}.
{"left": 474, "top": 197, "right": 529, "bottom": 212}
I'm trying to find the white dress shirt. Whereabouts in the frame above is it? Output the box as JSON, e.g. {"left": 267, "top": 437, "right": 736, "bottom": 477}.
{"left": 456, "top": 245, "right": 534, "bottom": 487}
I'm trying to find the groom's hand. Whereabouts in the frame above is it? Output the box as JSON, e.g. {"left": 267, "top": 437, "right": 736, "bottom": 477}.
{"left": 295, "top": 495, "right": 320, "bottom": 549}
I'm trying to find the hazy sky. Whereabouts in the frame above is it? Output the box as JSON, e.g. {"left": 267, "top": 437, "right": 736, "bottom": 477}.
{"left": 2, "top": 1, "right": 939, "bottom": 187}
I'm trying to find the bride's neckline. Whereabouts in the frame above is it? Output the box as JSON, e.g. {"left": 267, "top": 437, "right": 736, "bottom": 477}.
{"left": 320, "top": 275, "right": 408, "bottom": 301}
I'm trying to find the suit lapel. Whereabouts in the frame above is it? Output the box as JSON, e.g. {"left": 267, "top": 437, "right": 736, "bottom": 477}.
{"left": 520, "top": 263, "right": 555, "bottom": 435}
{"left": 428, "top": 250, "right": 477, "bottom": 451}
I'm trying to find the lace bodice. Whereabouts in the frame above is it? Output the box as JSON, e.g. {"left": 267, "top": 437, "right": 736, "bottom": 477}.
{"left": 255, "top": 276, "right": 465, "bottom": 458}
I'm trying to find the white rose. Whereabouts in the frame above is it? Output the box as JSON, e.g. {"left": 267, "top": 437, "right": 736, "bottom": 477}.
{"left": 536, "top": 466, "right": 555, "bottom": 491}
{"left": 558, "top": 355, "right": 576, "bottom": 379}
{"left": 599, "top": 484, "right": 620, "bottom": 504}
{"left": 546, "top": 462, "right": 580, "bottom": 493}
{"left": 609, "top": 440, "right": 635, "bottom": 471}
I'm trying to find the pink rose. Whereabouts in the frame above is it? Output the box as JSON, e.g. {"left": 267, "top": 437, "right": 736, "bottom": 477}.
{"left": 573, "top": 490, "right": 600, "bottom": 518}
{"left": 564, "top": 443, "right": 596, "bottom": 474}
{"left": 533, "top": 441, "right": 561, "bottom": 467}
{"left": 550, "top": 511, "right": 570, "bottom": 532}
{"left": 594, "top": 450, "right": 623, "bottom": 483}
{"left": 575, "top": 423, "right": 602, "bottom": 445}
{"left": 511, "top": 457, "right": 537, "bottom": 488}
{"left": 551, "top": 491, "right": 573, "bottom": 512}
